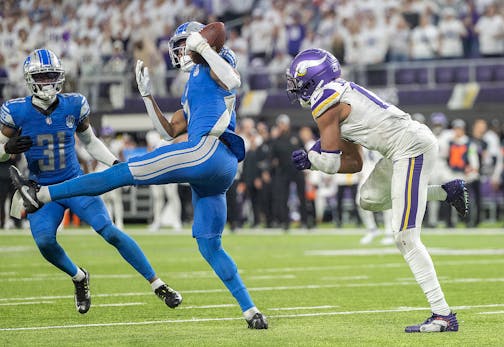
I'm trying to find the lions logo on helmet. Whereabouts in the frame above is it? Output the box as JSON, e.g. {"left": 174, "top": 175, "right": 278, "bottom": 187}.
{"left": 24, "top": 49, "right": 65, "bottom": 101}
{"left": 168, "top": 21, "right": 205, "bottom": 72}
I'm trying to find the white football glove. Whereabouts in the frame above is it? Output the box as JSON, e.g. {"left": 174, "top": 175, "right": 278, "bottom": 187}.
{"left": 135, "top": 60, "right": 151, "bottom": 97}
{"left": 185, "top": 32, "right": 209, "bottom": 55}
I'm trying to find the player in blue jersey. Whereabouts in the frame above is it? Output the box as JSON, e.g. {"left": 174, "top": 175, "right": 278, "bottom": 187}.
{"left": 10, "top": 24, "right": 268, "bottom": 329}
{"left": 1, "top": 49, "right": 181, "bottom": 314}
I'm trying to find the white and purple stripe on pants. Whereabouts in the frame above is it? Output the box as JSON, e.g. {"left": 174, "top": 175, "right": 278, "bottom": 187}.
{"left": 391, "top": 147, "right": 436, "bottom": 233}
{"left": 400, "top": 154, "right": 424, "bottom": 230}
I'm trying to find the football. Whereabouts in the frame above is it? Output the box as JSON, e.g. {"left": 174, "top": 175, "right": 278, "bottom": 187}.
{"left": 190, "top": 22, "right": 226, "bottom": 64}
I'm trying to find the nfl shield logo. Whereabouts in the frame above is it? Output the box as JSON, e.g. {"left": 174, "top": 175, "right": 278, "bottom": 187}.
{"left": 66, "top": 115, "right": 75, "bottom": 128}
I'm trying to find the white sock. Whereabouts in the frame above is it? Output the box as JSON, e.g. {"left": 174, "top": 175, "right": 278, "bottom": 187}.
{"left": 427, "top": 289, "right": 451, "bottom": 316}
{"left": 395, "top": 228, "right": 450, "bottom": 316}
{"left": 72, "top": 268, "right": 85, "bottom": 281}
{"left": 427, "top": 185, "right": 447, "bottom": 201}
{"left": 37, "top": 186, "right": 51, "bottom": 203}
{"left": 403, "top": 246, "right": 450, "bottom": 316}
{"left": 150, "top": 278, "right": 165, "bottom": 291}
{"left": 243, "top": 306, "right": 259, "bottom": 320}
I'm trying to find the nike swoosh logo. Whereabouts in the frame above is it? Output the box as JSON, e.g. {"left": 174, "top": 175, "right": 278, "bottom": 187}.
{"left": 20, "top": 186, "right": 39, "bottom": 208}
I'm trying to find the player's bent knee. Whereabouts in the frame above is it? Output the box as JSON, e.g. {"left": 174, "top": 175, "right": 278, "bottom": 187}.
{"left": 90, "top": 213, "right": 112, "bottom": 232}
{"left": 97, "top": 223, "right": 121, "bottom": 244}
{"left": 393, "top": 228, "right": 423, "bottom": 256}
{"left": 360, "top": 196, "right": 384, "bottom": 212}
{"left": 34, "top": 233, "right": 58, "bottom": 253}
{"left": 197, "top": 237, "right": 219, "bottom": 262}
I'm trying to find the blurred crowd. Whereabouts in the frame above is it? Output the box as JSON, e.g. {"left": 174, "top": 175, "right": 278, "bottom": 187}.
{"left": 227, "top": 112, "right": 504, "bottom": 231}
{"left": 2, "top": 112, "right": 503, "bottom": 231}
{"left": 1, "top": 0, "right": 504, "bottom": 231}
{"left": 1, "top": 0, "right": 504, "bottom": 99}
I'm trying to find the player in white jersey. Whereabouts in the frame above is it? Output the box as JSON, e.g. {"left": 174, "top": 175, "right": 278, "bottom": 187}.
{"left": 288, "top": 48, "right": 468, "bottom": 333}
{"left": 94, "top": 126, "right": 124, "bottom": 229}
{"left": 145, "top": 130, "right": 182, "bottom": 232}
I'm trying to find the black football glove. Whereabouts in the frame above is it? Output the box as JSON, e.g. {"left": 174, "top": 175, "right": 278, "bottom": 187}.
{"left": 4, "top": 136, "right": 33, "bottom": 154}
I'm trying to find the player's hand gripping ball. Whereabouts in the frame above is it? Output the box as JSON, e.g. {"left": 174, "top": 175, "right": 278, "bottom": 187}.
{"left": 188, "top": 22, "right": 226, "bottom": 64}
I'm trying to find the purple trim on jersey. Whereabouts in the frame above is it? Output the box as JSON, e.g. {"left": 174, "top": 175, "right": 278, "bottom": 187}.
{"left": 322, "top": 149, "right": 342, "bottom": 154}
{"left": 400, "top": 154, "right": 424, "bottom": 230}
{"left": 311, "top": 88, "right": 338, "bottom": 113}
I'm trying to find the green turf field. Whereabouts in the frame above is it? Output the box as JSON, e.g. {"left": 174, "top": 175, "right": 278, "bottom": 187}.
{"left": 1, "top": 227, "right": 503, "bottom": 346}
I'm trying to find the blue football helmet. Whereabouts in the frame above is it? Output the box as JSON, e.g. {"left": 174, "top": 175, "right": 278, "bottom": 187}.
{"left": 286, "top": 48, "right": 341, "bottom": 107}
{"left": 23, "top": 49, "right": 65, "bottom": 100}
{"left": 168, "top": 21, "right": 205, "bottom": 72}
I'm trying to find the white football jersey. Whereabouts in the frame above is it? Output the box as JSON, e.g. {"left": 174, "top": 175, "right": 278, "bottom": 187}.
{"left": 309, "top": 79, "right": 437, "bottom": 161}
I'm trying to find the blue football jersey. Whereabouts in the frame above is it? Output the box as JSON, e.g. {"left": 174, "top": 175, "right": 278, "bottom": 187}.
{"left": 181, "top": 49, "right": 245, "bottom": 161}
{"left": 0, "top": 93, "right": 90, "bottom": 184}
{"left": 182, "top": 64, "right": 237, "bottom": 139}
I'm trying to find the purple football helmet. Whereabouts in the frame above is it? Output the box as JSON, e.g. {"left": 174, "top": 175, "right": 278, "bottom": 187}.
{"left": 286, "top": 48, "right": 341, "bottom": 105}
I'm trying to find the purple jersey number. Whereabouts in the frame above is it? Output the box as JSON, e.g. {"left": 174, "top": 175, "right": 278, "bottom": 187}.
{"left": 350, "top": 82, "right": 389, "bottom": 109}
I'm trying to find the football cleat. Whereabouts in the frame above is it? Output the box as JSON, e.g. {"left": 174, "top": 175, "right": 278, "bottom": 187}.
{"left": 154, "top": 284, "right": 183, "bottom": 308}
{"left": 405, "top": 312, "right": 458, "bottom": 333}
{"left": 9, "top": 166, "right": 43, "bottom": 213}
{"left": 442, "top": 179, "right": 469, "bottom": 217}
{"left": 246, "top": 312, "right": 268, "bottom": 329}
{"left": 73, "top": 268, "right": 91, "bottom": 314}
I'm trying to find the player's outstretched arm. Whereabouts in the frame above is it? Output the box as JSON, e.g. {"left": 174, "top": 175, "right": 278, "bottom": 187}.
{"left": 76, "top": 119, "right": 118, "bottom": 167}
{"left": 135, "top": 60, "right": 187, "bottom": 139}
{"left": 185, "top": 32, "right": 241, "bottom": 90}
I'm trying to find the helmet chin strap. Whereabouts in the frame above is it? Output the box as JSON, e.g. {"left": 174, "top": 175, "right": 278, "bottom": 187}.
{"left": 180, "top": 55, "right": 194, "bottom": 72}
{"left": 32, "top": 93, "right": 57, "bottom": 110}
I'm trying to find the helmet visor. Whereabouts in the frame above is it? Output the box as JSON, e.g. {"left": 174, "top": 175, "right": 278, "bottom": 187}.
{"left": 31, "top": 71, "right": 63, "bottom": 84}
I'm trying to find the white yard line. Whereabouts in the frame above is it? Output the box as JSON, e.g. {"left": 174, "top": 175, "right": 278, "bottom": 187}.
{"left": 254, "top": 258, "right": 504, "bottom": 273}
{"left": 268, "top": 305, "right": 339, "bottom": 311}
{"left": 306, "top": 248, "right": 504, "bottom": 256}
{"left": 179, "top": 304, "right": 236, "bottom": 309}
{"left": 2, "top": 258, "right": 504, "bottom": 276}
{"left": 1, "top": 303, "right": 504, "bottom": 332}
{"left": 94, "top": 302, "right": 145, "bottom": 307}
{"left": 477, "top": 311, "right": 504, "bottom": 315}
{"left": 2, "top": 277, "right": 504, "bottom": 303}
{"left": 0, "top": 301, "right": 54, "bottom": 306}
{"left": 1, "top": 228, "right": 503, "bottom": 237}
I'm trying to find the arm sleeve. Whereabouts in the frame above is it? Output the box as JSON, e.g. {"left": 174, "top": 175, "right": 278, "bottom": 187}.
{"left": 199, "top": 44, "right": 241, "bottom": 90}
{"left": 76, "top": 126, "right": 118, "bottom": 167}
{"left": 78, "top": 95, "right": 91, "bottom": 124}
{"left": 0, "top": 103, "right": 17, "bottom": 129}
{"left": 1, "top": 102, "right": 17, "bottom": 162}
{"left": 142, "top": 97, "right": 173, "bottom": 141}
{"left": 308, "top": 150, "right": 342, "bottom": 174}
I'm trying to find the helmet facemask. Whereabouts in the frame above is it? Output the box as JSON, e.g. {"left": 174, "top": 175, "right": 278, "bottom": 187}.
{"left": 169, "top": 38, "right": 194, "bottom": 72}
{"left": 26, "top": 70, "right": 65, "bottom": 100}
{"left": 24, "top": 49, "right": 65, "bottom": 101}
{"left": 286, "top": 72, "right": 316, "bottom": 107}
{"left": 168, "top": 21, "right": 205, "bottom": 73}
